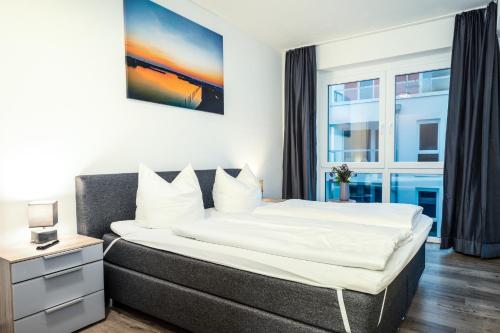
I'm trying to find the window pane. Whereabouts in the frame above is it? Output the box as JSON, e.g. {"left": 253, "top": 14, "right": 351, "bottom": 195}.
{"left": 394, "top": 68, "right": 450, "bottom": 162}
{"left": 390, "top": 174, "right": 443, "bottom": 237}
{"left": 328, "top": 79, "right": 380, "bottom": 162}
{"left": 326, "top": 172, "right": 382, "bottom": 203}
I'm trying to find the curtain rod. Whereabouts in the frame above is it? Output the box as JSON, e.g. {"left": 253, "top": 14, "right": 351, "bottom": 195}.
{"left": 286, "top": 3, "right": 492, "bottom": 51}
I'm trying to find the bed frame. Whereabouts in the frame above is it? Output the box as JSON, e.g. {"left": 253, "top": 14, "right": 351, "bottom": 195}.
{"left": 75, "top": 169, "right": 425, "bottom": 333}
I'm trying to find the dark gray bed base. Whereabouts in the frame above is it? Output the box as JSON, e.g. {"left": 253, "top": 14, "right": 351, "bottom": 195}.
{"left": 75, "top": 169, "right": 425, "bottom": 333}
{"left": 102, "top": 234, "right": 425, "bottom": 333}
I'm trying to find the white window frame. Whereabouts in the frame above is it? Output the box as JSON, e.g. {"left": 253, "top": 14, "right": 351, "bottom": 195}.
{"left": 318, "top": 69, "right": 386, "bottom": 171}
{"left": 386, "top": 60, "right": 450, "bottom": 169}
{"left": 317, "top": 53, "right": 450, "bottom": 241}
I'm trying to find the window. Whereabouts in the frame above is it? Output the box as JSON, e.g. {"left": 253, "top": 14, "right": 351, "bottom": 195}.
{"left": 319, "top": 57, "right": 450, "bottom": 241}
{"left": 328, "top": 79, "right": 380, "bottom": 162}
{"left": 360, "top": 79, "right": 379, "bottom": 99}
{"left": 418, "top": 190, "right": 438, "bottom": 233}
{"left": 394, "top": 68, "right": 450, "bottom": 162}
{"left": 418, "top": 120, "right": 439, "bottom": 161}
{"left": 326, "top": 173, "right": 382, "bottom": 203}
{"left": 390, "top": 174, "right": 443, "bottom": 237}
{"left": 395, "top": 69, "right": 449, "bottom": 96}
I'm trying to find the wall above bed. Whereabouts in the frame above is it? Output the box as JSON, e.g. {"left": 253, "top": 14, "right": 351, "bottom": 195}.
{"left": 0, "top": 0, "right": 282, "bottom": 240}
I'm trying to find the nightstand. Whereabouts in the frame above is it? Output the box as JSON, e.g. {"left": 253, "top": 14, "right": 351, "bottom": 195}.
{"left": 262, "top": 198, "right": 285, "bottom": 203}
{"left": 0, "top": 234, "right": 105, "bottom": 333}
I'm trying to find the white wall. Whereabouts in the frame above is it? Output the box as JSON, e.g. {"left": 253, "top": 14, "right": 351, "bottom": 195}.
{"left": 0, "top": 0, "right": 282, "bottom": 241}
{"left": 316, "top": 17, "right": 454, "bottom": 70}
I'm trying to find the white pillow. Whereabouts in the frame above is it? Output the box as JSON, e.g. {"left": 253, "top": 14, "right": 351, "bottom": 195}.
{"left": 213, "top": 164, "right": 261, "bottom": 213}
{"left": 135, "top": 163, "right": 204, "bottom": 228}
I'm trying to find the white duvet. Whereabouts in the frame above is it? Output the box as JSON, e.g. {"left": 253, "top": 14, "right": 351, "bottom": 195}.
{"left": 254, "top": 199, "right": 423, "bottom": 230}
{"left": 172, "top": 213, "right": 412, "bottom": 270}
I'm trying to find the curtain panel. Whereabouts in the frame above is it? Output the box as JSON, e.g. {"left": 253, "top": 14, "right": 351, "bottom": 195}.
{"left": 282, "top": 46, "right": 317, "bottom": 200}
{"left": 441, "top": 2, "right": 500, "bottom": 258}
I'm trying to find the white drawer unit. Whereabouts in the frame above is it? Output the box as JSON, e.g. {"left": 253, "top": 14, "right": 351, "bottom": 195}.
{"left": 0, "top": 235, "right": 105, "bottom": 333}
{"left": 12, "top": 260, "right": 104, "bottom": 320}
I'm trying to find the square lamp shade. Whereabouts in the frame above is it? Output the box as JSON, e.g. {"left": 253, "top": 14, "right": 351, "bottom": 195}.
{"left": 28, "top": 200, "right": 58, "bottom": 228}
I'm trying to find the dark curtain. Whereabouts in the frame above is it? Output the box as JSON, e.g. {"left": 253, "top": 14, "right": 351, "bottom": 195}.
{"left": 441, "top": 2, "right": 500, "bottom": 258}
{"left": 282, "top": 46, "right": 317, "bottom": 200}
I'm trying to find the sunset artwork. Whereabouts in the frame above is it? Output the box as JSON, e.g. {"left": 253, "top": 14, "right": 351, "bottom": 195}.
{"left": 123, "top": 0, "right": 224, "bottom": 114}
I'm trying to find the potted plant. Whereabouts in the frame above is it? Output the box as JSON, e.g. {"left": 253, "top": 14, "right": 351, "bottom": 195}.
{"left": 330, "top": 164, "right": 355, "bottom": 201}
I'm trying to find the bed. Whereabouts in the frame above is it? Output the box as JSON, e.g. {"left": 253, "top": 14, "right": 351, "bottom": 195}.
{"left": 75, "top": 169, "right": 427, "bottom": 333}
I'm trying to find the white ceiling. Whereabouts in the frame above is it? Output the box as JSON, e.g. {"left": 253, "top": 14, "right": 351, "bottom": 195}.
{"left": 191, "top": 0, "right": 491, "bottom": 50}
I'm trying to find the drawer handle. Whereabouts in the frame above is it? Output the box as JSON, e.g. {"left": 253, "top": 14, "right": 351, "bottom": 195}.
{"left": 44, "top": 297, "right": 84, "bottom": 315}
{"left": 44, "top": 266, "right": 82, "bottom": 280}
{"left": 43, "top": 248, "right": 82, "bottom": 260}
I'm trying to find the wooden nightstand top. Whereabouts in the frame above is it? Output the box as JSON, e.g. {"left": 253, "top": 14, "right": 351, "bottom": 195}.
{"left": 0, "top": 234, "right": 102, "bottom": 263}
{"left": 262, "top": 198, "right": 285, "bottom": 203}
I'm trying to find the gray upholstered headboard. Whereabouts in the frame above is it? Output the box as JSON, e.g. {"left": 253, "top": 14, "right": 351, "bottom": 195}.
{"left": 75, "top": 169, "right": 240, "bottom": 239}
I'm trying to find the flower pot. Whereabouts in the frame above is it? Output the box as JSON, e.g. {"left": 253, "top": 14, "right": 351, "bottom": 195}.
{"left": 339, "top": 182, "right": 350, "bottom": 201}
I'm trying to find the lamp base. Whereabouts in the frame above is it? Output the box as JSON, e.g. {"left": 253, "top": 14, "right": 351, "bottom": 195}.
{"left": 31, "top": 229, "right": 58, "bottom": 244}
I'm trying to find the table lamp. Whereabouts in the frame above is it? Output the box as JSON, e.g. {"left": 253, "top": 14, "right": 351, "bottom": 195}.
{"left": 28, "top": 200, "right": 58, "bottom": 244}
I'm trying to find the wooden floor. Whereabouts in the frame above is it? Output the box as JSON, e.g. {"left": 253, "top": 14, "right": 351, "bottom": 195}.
{"left": 81, "top": 244, "right": 500, "bottom": 333}
{"left": 400, "top": 244, "right": 500, "bottom": 333}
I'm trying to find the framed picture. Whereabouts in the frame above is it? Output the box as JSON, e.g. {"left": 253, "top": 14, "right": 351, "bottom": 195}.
{"left": 123, "top": 0, "right": 224, "bottom": 115}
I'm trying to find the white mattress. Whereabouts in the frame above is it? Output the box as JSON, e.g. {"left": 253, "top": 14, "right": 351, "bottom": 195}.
{"left": 110, "top": 210, "right": 432, "bottom": 295}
